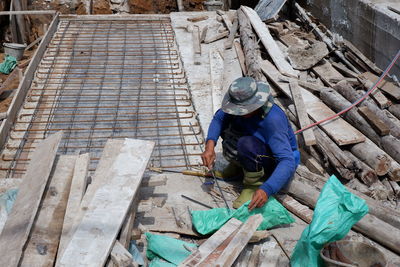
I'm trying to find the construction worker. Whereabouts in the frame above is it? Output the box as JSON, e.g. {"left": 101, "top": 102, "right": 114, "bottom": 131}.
{"left": 201, "top": 77, "right": 300, "bottom": 210}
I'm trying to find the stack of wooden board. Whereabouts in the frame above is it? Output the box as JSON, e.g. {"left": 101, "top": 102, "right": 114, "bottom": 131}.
{"left": 0, "top": 132, "right": 154, "bottom": 266}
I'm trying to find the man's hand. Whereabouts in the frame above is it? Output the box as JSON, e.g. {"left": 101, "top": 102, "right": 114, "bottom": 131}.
{"left": 248, "top": 189, "right": 268, "bottom": 211}
{"left": 201, "top": 140, "right": 216, "bottom": 169}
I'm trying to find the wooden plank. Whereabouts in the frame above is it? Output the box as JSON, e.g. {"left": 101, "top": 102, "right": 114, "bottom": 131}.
{"left": 233, "top": 40, "right": 247, "bottom": 75}
{"left": 359, "top": 72, "right": 400, "bottom": 100}
{"left": 204, "top": 31, "right": 229, "bottom": 44}
{"left": 343, "top": 40, "right": 382, "bottom": 75}
{"left": 20, "top": 155, "right": 76, "bottom": 267}
{"left": 179, "top": 218, "right": 242, "bottom": 266}
{"left": 0, "top": 131, "right": 62, "bottom": 267}
{"left": 209, "top": 49, "right": 224, "bottom": 114}
{"left": 289, "top": 80, "right": 316, "bottom": 146}
{"left": 259, "top": 243, "right": 281, "bottom": 267}
{"left": 110, "top": 241, "right": 137, "bottom": 267}
{"left": 0, "top": 14, "right": 59, "bottom": 149}
{"left": 176, "top": 0, "right": 184, "bottom": 11}
{"left": 241, "top": 6, "right": 298, "bottom": 78}
{"left": 0, "top": 10, "right": 57, "bottom": 15}
{"left": 358, "top": 106, "right": 390, "bottom": 136}
{"left": 254, "top": 0, "right": 287, "bottom": 22}
{"left": 224, "top": 13, "right": 238, "bottom": 49}
{"left": 331, "top": 61, "right": 358, "bottom": 78}
{"left": 275, "top": 194, "right": 313, "bottom": 223}
{"left": 0, "top": 67, "right": 21, "bottom": 95}
{"left": 312, "top": 60, "right": 344, "bottom": 87}
{"left": 58, "top": 139, "right": 155, "bottom": 267}
{"left": 261, "top": 60, "right": 365, "bottom": 146}
{"left": 213, "top": 214, "right": 263, "bottom": 267}
{"left": 193, "top": 26, "right": 201, "bottom": 65}
{"left": 57, "top": 153, "right": 90, "bottom": 262}
{"left": 12, "top": 0, "right": 27, "bottom": 44}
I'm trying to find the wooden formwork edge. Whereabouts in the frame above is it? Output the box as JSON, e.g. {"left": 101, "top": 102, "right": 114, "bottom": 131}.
{"left": 0, "top": 13, "right": 60, "bottom": 151}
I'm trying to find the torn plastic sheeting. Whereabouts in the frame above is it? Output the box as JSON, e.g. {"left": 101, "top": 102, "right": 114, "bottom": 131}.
{"left": 128, "top": 240, "right": 145, "bottom": 266}
{"left": 291, "top": 175, "right": 369, "bottom": 267}
{"left": 0, "top": 55, "right": 17, "bottom": 74}
{"left": 146, "top": 232, "right": 197, "bottom": 266}
{"left": 191, "top": 196, "right": 295, "bottom": 235}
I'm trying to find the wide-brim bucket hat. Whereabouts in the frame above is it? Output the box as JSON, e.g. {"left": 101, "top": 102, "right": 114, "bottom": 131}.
{"left": 221, "top": 77, "right": 271, "bottom": 116}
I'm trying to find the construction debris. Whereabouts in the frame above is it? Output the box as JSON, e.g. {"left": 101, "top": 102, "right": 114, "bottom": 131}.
{"left": 0, "top": 1, "right": 399, "bottom": 266}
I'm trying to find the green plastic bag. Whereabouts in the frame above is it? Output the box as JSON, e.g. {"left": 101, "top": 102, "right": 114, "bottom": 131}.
{"left": 191, "top": 196, "right": 294, "bottom": 235}
{"left": 291, "top": 175, "right": 369, "bottom": 267}
{"left": 149, "top": 257, "right": 176, "bottom": 267}
{"left": 0, "top": 55, "right": 17, "bottom": 74}
{"left": 146, "top": 232, "right": 197, "bottom": 266}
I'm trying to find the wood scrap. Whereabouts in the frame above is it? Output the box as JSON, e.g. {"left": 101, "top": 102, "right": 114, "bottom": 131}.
{"left": 359, "top": 72, "right": 400, "bottom": 100}
{"left": 343, "top": 40, "right": 382, "bottom": 75}
{"left": 179, "top": 218, "right": 242, "bottom": 266}
{"left": 213, "top": 214, "right": 263, "bottom": 267}
{"left": 289, "top": 80, "right": 316, "bottom": 146}
{"left": 358, "top": 106, "right": 390, "bottom": 136}
{"left": 275, "top": 194, "right": 313, "bottom": 223}
{"left": 247, "top": 245, "right": 261, "bottom": 266}
{"left": 359, "top": 78, "right": 391, "bottom": 109}
{"left": 110, "top": 241, "right": 138, "bottom": 267}
{"left": 20, "top": 155, "right": 76, "bottom": 267}
{"left": 288, "top": 42, "right": 329, "bottom": 70}
{"left": 57, "top": 153, "right": 90, "bottom": 261}
{"left": 320, "top": 88, "right": 382, "bottom": 145}
{"left": 177, "top": 0, "right": 184, "bottom": 12}
{"left": 224, "top": 13, "right": 238, "bottom": 49}
{"left": 259, "top": 242, "right": 282, "bottom": 267}
{"left": 200, "top": 25, "right": 208, "bottom": 43}
{"left": 331, "top": 61, "right": 359, "bottom": 78}
{"left": 0, "top": 67, "right": 21, "bottom": 95}
{"left": 334, "top": 81, "right": 400, "bottom": 139}
{"left": 262, "top": 60, "right": 365, "bottom": 146}
{"left": 254, "top": 0, "right": 287, "bottom": 22}
{"left": 313, "top": 60, "right": 344, "bottom": 87}
{"left": 342, "top": 151, "right": 378, "bottom": 186}
{"left": 192, "top": 26, "right": 201, "bottom": 65}
{"left": 233, "top": 40, "right": 247, "bottom": 75}
{"left": 350, "top": 139, "right": 391, "bottom": 176}
{"left": 204, "top": 31, "right": 229, "bottom": 44}
{"left": 294, "top": 3, "right": 360, "bottom": 74}
{"left": 0, "top": 131, "right": 63, "bottom": 267}
{"left": 388, "top": 104, "right": 400, "bottom": 120}
{"left": 242, "top": 6, "right": 298, "bottom": 78}
{"left": 237, "top": 8, "right": 264, "bottom": 81}
{"left": 58, "top": 139, "right": 155, "bottom": 266}
{"left": 187, "top": 15, "right": 209, "bottom": 22}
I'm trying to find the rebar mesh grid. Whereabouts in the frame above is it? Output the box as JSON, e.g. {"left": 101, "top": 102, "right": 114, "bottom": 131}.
{"left": 0, "top": 17, "right": 204, "bottom": 177}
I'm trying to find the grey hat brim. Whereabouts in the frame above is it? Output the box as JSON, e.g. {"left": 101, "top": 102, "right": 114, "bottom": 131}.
{"left": 221, "top": 81, "right": 270, "bottom": 116}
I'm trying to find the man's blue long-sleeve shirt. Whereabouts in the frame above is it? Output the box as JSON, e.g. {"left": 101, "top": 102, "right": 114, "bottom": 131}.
{"left": 206, "top": 104, "right": 299, "bottom": 196}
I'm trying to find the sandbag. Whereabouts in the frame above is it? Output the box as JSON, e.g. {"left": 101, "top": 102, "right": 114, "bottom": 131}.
{"left": 191, "top": 196, "right": 294, "bottom": 235}
{"left": 291, "top": 175, "right": 369, "bottom": 267}
{"left": 146, "top": 232, "right": 197, "bottom": 266}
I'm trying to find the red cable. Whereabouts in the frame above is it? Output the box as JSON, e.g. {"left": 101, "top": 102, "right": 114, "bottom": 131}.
{"left": 294, "top": 49, "right": 400, "bottom": 135}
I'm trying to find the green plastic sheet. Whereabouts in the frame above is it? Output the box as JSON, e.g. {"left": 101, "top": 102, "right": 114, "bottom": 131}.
{"left": 291, "top": 175, "right": 369, "bottom": 267}
{"left": 146, "top": 232, "right": 197, "bottom": 266}
{"left": 191, "top": 196, "right": 294, "bottom": 235}
{"left": 0, "top": 55, "right": 17, "bottom": 74}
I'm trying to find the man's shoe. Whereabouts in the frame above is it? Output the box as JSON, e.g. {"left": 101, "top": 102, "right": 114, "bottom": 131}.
{"left": 213, "top": 162, "right": 242, "bottom": 180}
{"left": 232, "top": 168, "right": 264, "bottom": 209}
